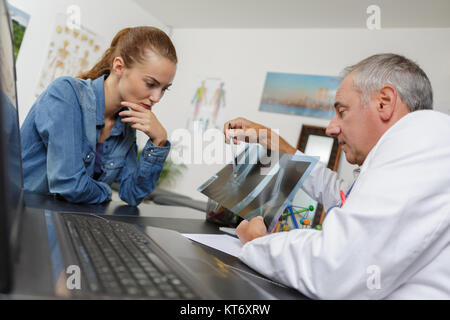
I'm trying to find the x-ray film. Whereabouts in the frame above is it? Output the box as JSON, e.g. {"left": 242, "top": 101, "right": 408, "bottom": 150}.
{"left": 197, "top": 144, "right": 318, "bottom": 231}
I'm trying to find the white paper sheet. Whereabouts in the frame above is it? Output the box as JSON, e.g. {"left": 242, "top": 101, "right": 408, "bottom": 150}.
{"left": 182, "top": 234, "right": 242, "bottom": 258}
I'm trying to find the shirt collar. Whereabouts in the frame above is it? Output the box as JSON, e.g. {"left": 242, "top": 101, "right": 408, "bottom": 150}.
{"left": 110, "top": 107, "right": 127, "bottom": 137}
{"left": 93, "top": 75, "right": 106, "bottom": 126}
{"left": 93, "top": 75, "right": 126, "bottom": 136}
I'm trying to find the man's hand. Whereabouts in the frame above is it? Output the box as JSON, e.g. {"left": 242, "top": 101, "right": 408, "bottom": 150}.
{"left": 223, "top": 117, "right": 296, "bottom": 154}
{"left": 119, "top": 101, "right": 168, "bottom": 146}
{"left": 236, "top": 216, "right": 268, "bottom": 245}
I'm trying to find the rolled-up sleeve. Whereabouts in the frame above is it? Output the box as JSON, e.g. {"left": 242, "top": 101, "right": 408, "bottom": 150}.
{"left": 117, "top": 139, "right": 170, "bottom": 206}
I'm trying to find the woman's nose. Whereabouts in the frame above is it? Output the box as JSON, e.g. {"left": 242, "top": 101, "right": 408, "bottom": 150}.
{"left": 149, "top": 89, "right": 163, "bottom": 104}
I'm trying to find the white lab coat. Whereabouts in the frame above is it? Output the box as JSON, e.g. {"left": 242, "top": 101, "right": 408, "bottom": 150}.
{"left": 239, "top": 110, "right": 450, "bottom": 299}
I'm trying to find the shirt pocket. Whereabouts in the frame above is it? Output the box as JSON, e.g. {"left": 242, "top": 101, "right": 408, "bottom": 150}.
{"left": 101, "top": 158, "right": 126, "bottom": 184}
{"left": 82, "top": 144, "right": 95, "bottom": 167}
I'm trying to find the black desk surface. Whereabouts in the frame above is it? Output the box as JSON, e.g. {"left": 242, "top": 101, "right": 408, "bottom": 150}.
{"left": 23, "top": 192, "right": 309, "bottom": 300}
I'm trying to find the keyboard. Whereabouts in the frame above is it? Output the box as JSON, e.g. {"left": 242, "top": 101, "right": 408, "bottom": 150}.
{"left": 62, "top": 213, "right": 197, "bottom": 299}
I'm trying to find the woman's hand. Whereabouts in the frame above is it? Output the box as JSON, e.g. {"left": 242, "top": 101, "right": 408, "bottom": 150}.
{"left": 223, "top": 117, "right": 297, "bottom": 154}
{"left": 119, "top": 101, "right": 167, "bottom": 146}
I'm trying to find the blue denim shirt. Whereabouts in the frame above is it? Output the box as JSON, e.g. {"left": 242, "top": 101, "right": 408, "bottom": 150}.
{"left": 20, "top": 75, "right": 170, "bottom": 206}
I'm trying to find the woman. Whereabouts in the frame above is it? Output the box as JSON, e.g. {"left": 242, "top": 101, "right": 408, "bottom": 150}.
{"left": 20, "top": 26, "right": 177, "bottom": 206}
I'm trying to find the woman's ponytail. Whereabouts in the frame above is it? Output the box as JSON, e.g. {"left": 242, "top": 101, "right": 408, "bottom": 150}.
{"left": 78, "top": 27, "right": 176, "bottom": 80}
{"left": 78, "top": 28, "right": 133, "bottom": 80}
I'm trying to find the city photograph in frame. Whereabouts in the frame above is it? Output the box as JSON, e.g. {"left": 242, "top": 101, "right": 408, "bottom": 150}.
{"left": 259, "top": 72, "right": 341, "bottom": 120}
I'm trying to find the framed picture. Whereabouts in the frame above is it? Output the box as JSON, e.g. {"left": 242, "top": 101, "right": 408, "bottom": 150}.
{"left": 7, "top": 2, "right": 30, "bottom": 61}
{"left": 259, "top": 72, "right": 341, "bottom": 120}
{"left": 296, "top": 125, "right": 341, "bottom": 225}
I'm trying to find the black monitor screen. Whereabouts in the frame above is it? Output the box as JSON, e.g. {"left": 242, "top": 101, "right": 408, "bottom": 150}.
{"left": 0, "top": 0, "right": 23, "bottom": 292}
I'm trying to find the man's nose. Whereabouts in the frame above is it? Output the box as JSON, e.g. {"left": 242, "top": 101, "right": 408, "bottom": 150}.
{"left": 326, "top": 116, "right": 341, "bottom": 137}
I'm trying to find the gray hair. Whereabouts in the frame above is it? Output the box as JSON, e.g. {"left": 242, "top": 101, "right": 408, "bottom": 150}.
{"left": 342, "top": 53, "right": 433, "bottom": 111}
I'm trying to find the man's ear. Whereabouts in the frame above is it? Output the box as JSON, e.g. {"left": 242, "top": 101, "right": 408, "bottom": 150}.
{"left": 111, "top": 56, "right": 125, "bottom": 76}
{"left": 377, "top": 84, "right": 397, "bottom": 122}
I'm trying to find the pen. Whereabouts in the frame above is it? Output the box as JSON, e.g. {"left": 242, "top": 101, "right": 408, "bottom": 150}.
{"left": 340, "top": 190, "right": 347, "bottom": 206}
{"left": 228, "top": 123, "right": 238, "bottom": 179}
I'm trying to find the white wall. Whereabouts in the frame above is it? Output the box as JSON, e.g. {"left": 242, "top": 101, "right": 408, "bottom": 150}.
{"left": 9, "top": 0, "right": 169, "bottom": 126}
{"left": 153, "top": 28, "right": 450, "bottom": 200}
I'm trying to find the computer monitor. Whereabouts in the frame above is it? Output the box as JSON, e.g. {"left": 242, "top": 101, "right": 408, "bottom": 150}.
{"left": 0, "top": 0, "right": 24, "bottom": 293}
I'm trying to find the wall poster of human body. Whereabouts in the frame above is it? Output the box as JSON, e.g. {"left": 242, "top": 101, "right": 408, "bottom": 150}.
{"left": 34, "top": 14, "right": 103, "bottom": 99}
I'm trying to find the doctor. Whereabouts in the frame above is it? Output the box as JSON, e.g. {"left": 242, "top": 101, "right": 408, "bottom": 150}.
{"left": 224, "top": 54, "right": 450, "bottom": 299}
